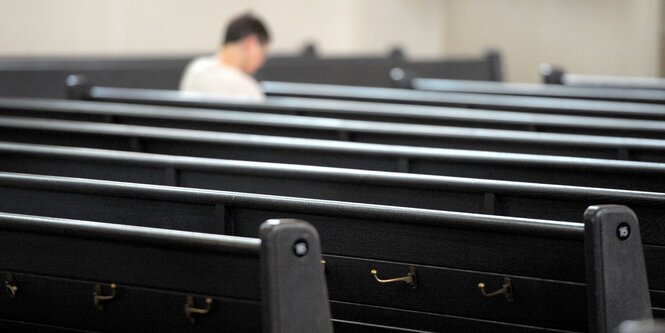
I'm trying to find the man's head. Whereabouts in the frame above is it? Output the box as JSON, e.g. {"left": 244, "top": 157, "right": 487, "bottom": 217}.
{"left": 221, "top": 14, "right": 270, "bottom": 75}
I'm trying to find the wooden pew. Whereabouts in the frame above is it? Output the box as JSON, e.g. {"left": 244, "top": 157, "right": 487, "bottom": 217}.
{"left": 0, "top": 213, "right": 332, "bottom": 332}
{"left": 0, "top": 50, "right": 499, "bottom": 99}
{"left": 260, "top": 81, "right": 665, "bottom": 120}
{"left": 255, "top": 49, "right": 502, "bottom": 87}
{"left": 0, "top": 173, "right": 659, "bottom": 332}
{"left": 58, "top": 84, "right": 665, "bottom": 137}
{"left": 4, "top": 142, "right": 665, "bottom": 225}
{"left": 6, "top": 140, "right": 665, "bottom": 192}
{"left": 0, "top": 56, "right": 193, "bottom": 98}
{"left": 542, "top": 65, "right": 665, "bottom": 91}
{"left": 403, "top": 77, "right": 665, "bottom": 104}
{"left": 2, "top": 113, "right": 665, "bottom": 163}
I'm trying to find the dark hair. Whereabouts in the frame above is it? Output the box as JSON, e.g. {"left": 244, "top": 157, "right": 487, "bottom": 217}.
{"left": 223, "top": 14, "right": 270, "bottom": 45}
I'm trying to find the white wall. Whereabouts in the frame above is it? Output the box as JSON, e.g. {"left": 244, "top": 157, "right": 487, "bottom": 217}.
{"left": 445, "top": 0, "right": 663, "bottom": 82}
{"left": 0, "top": 0, "right": 446, "bottom": 58}
{"left": 1, "top": 0, "right": 662, "bottom": 82}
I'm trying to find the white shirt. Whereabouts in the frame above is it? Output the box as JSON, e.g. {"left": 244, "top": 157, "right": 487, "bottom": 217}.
{"left": 179, "top": 56, "right": 265, "bottom": 102}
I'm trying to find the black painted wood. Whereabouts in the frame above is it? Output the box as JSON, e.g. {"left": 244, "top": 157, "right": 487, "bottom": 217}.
{"left": 0, "top": 56, "right": 193, "bottom": 99}
{"left": 0, "top": 172, "right": 661, "bottom": 331}
{"left": 53, "top": 86, "right": 665, "bottom": 139}
{"left": 255, "top": 51, "right": 500, "bottom": 87}
{"left": 0, "top": 272, "right": 261, "bottom": 332}
{"left": 3, "top": 118, "right": 665, "bottom": 193}
{"left": 325, "top": 255, "right": 587, "bottom": 331}
{"left": 3, "top": 142, "right": 665, "bottom": 245}
{"left": 0, "top": 213, "right": 333, "bottom": 332}
{"left": 3, "top": 112, "right": 665, "bottom": 163}
{"left": 0, "top": 319, "right": 97, "bottom": 332}
{"left": 0, "top": 51, "right": 498, "bottom": 99}
{"left": 543, "top": 68, "right": 665, "bottom": 91}
{"left": 411, "top": 78, "right": 665, "bottom": 104}
{"left": 0, "top": 173, "right": 588, "bottom": 329}
{"left": 262, "top": 81, "right": 665, "bottom": 121}
{"left": 330, "top": 302, "right": 579, "bottom": 333}
{"left": 0, "top": 213, "right": 264, "bottom": 332}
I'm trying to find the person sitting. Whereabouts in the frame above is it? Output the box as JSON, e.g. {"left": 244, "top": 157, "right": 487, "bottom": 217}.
{"left": 179, "top": 13, "right": 270, "bottom": 101}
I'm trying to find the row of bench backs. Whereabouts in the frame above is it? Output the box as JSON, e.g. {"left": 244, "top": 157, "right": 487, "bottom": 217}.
{"left": 0, "top": 214, "right": 332, "bottom": 332}
{"left": 542, "top": 64, "right": 665, "bottom": 91}
{"left": 0, "top": 172, "right": 654, "bottom": 332}
{"left": 61, "top": 82, "right": 665, "bottom": 138}
{"left": 256, "top": 50, "right": 503, "bottom": 87}
{"left": 404, "top": 76, "right": 665, "bottom": 104}
{"left": 4, "top": 141, "right": 665, "bottom": 229}
{"left": 0, "top": 55, "right": 192, "bottom": 98}
{"left": 3, "top": 103, "right": 665, "bottom": 163}
{"left": 4, "top": 115, "right": 665, "bottom": 193}
{"left": 0, "top": 50, "right": 500, "bottom": 98}
{"left": 260, "top": 81, "right": 665, "bottom": 121}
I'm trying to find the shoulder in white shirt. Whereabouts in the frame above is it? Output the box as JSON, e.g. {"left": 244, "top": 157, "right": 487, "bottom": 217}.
{"left": 179, "top": 56, "right": 265, "bottom": 102}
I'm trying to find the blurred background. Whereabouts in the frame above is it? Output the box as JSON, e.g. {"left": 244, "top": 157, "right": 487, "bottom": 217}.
{"left": 1, "top": 0, "right": 663, "bottom": 83}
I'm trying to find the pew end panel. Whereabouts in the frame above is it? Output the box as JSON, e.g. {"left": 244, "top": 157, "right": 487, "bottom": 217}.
{"left": 260, "top": 218, "right": 333, "bottom": 333}
{"left": 585, "top": 205, "right": 653, "bottom": 333}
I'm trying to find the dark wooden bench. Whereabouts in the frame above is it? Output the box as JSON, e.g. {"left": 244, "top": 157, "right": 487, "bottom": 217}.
{"left": 0, "top": 50, "right": 500, "bottom": 99}
{"left": 542, "top": 65, "right": 665, "bottom": 91}
{"left": 0, "top": 174, "right": 665, "bottom": 330}
{"left": 0, "top": 172, "right": 662, "bottom": 332}
{"left": 2, "top": 112, "right": 665, "bottom": 163}
{"left": 255, "top": 49, "right": 502, "bottom": 87}
{"left": 403, "top": 77, "right": 665, "bottom": 104}
{"left": 59, "top": 84, "right": 665, "bottom": 138}
{"left": 0, "top": 213, "right": 332, "bottom": 332}
{"left": 4, "top": 141, "right": 665, "bottom": 226}
{"left": 3, "top": 121, "right": 665, "bottom": 192}
{"left": 0, "top": 56, "right": 194, "bottom": 98}
{"left": 261, "top": 81, "right": 665, "bottom": 121}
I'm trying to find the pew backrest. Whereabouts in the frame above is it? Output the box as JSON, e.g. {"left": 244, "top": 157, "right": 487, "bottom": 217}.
{"left": 3, "top": 142, "right": 665, "bottom": 228}
{"left": 542, "top": 65, "right": 665, "bottom": 91}
{"left": 408, "top": 77, "right": 665, "bottom": 104}
{"left": 0, "top": 213, "right": 332, "bottom": 332}
{"left": 3, "top": 110, "right": 665, "bottom": 162}
{"left": 261, "top": 81, "right": 665, "bottom": 120}
{"left": 0, "top": 176, "right": 658, "bottom": 331}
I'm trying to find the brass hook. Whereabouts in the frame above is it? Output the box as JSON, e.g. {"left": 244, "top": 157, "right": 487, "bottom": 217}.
{"left": 185, "top": 296, "right": 213, "bottom": 323}
{"left": 478, "top": 277, "right": 513, "bottom": 303}
{"left": 5, "top": 274, "right": 17, "bottom": 299}
{"left": 321, "top": 259, "right": 327, "bottom": 273}
{"left": 93, "top": 283, "right": 117, "bottom": 310}
{"left": 370, "top": 266, "right": 417, "bottom": 289}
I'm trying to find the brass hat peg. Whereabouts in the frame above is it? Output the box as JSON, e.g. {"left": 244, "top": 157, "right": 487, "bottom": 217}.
{"left": 5, "top": 273, "right": 17, "bottom": 299}
{"left": 185, "top": 296, "right": 213, "bottom": 323}
{"left": 93, "top": 283, "right": 117, "bottom": 311}
{"left": 370, "top": 265, "right": 417, "bottom": 290}
{"left": 478, "top": 277, "right": 513, "bottom": 303}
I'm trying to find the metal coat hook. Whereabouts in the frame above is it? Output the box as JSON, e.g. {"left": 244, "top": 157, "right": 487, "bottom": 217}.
{"left": 370, "top": 266, "right": 417, "bottom": 289}
{"left": 93, "top": 283, "right": 117, "bottom": 310}
{"left": 185, "top": 296, "right": 213, "bottom": 323}
{"left": 5, "top": 274, "right": 17, "bottom": 299}
{"left": 478, "top": 277, "right": 513, "bottom": 303}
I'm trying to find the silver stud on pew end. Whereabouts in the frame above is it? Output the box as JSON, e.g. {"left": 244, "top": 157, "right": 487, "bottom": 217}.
{"left": 4, "top": 273, "right": 17, "bottom": 299}
{"left": 478, "top": 277, "right": 513, "bottom": 303}
{"left": 370, "top": 265, "right": 417, "bottom": 290}
{"left": 293, "top": 240, "right": 308, "bottom": 257}
{"left": 185, "top": 296, "right": 213, "bottom": 323}
{"left": 93, "top": 283, "right": 117, "bottom": 311}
